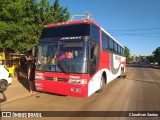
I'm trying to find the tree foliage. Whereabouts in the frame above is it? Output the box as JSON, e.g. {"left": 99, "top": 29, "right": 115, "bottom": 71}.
{"left": 124, "top": 46, "right": 131, "bottom": 62}
{"left": 146, "top": 55, "right": 154, "bottom": 63}
{"left": 152, "top": 47, "right": 160, "bottom": 65}
{"left": 0, "top": 0, "right": 70, "bottom": 53}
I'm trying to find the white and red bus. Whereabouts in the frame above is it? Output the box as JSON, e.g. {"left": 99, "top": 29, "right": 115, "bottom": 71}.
{"left": 35, "top": 19, "right": 126, "bottom": 97}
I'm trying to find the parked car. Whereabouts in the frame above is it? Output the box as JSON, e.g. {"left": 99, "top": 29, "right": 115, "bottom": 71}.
{"left": 0, "top": 65, "right": 12, "bottom": 92}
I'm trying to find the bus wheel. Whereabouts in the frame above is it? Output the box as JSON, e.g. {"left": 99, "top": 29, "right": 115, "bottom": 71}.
{"left": 120, "top": 68, "right": 126, "bottom": 78}
{"left": 96, "top": 76, "right": 105, "bottom": 93}
{"left": 0, "top": 80, "right": 8, "bottom": 92}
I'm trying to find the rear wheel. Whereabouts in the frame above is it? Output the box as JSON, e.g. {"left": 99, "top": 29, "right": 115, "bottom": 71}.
{"left": 96, "top": 76, "right": 105, "bottom": 93}
{"left": 0, "top": 80, "right": 8, "bottom": 92}
{"left": 120, "top": 67, "right": 126, "bottom": 78}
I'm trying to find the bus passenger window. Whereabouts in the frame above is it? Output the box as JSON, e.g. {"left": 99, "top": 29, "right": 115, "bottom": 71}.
{"left": 118, "top": 45, "right": 121, "bottom": 54}
{"left": 102, "top": 33, "right": 109, "bottom": 51}
{"left": 109, "top": 39, "right": 114, "bottom": 51}
{"left": 115, "top": 43, "right": 118, "bottom": 53}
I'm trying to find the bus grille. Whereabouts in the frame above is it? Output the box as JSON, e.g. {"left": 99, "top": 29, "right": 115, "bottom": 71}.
{"left": 46, "top": 77, "right": 67, "bottom": 82}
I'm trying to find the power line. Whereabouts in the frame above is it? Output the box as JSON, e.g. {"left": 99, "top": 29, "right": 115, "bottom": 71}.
{"left": 106, "top": 27, "right": 160, "bottom": 37}
{"left": 112, "top": 32, "right": 160, "bottom": 36}
{"left": 108, "top": 27, "right": 160, "bottom": 32}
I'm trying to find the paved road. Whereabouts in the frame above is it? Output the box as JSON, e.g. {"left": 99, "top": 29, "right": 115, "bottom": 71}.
{"left": 1, "top": 64, "right": 160, "bottom": 120}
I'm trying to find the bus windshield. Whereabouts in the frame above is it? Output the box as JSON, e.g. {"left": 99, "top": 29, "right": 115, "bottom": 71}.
{"left": 36, "top": 41, "right": 88, "bottom": 74}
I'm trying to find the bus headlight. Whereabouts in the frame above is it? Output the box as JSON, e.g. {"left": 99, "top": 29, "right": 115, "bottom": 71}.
{"left": 35, "top": 75, "right": 44, "bottom": 80}
{"left": 68, "top": 79, "right": 87, "bottom": 84}
{"left": 35, "top": 83, "right": 42, "bottom": 87}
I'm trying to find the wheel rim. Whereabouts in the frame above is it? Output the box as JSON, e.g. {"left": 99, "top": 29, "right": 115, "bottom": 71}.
{"left": 100, "top": 76, "right": 105, "bottom": 89}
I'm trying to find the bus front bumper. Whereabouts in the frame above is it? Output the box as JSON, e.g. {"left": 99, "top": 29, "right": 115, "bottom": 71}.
{"left": 35, "top": 80, "right": 88, "bottom": 97}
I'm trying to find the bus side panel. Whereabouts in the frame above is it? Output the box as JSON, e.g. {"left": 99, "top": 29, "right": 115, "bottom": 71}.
{"left": 88, "top": 70, "right": 102, "bottom": 96}
{"left": 88, "top": 52, "right": 110, "bottom": 96}
{"left": 88, "top": 53, "right": 126, "bottom": 96}
{"left": 108, "top": 53, "right": 126, "bottom": 83}
{"left": 121, "top": 56, "right": 126, "bottom": 72}
{"left": 88, "top": 68, "right": 111, "bottom": 96}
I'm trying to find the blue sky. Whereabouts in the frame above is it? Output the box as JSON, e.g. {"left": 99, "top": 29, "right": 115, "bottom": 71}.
{"left": 50, "top": 0, "right": 160, "bottom": 56}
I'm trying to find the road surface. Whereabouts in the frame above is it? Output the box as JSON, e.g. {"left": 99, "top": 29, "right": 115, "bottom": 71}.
{"left": 1, "top": 64, "right": 160, "bottom": 120}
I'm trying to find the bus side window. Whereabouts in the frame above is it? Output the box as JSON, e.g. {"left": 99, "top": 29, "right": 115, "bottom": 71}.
{"left": 118, "top": 45, "right": 121, "bottom": 54}
{"left": 91, "top": 24, "right": 100, "bottom": 44}
{"left": 115, "top": 43, "right": 118, "bottom": 53}
{"left": 102, "top": 32, "right": 109, "bottom": 51}
{"left": 109, "top": 39, "right": 114, "bottom": 51}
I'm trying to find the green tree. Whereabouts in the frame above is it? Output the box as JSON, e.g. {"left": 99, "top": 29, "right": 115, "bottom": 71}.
{"left": 152, "top": 47, "right": 160, "bottom": 65}
{"left": 0, "top": 0, "right": 70, "bottom": 53}
{"left": 124, "top": 46, "right": 131, "bottom": 62}
{"left": 0, "top": 0, "right": 25, "bottom": 51}
{"left": 146, "top": 55, "right": 155, "bottom": 63}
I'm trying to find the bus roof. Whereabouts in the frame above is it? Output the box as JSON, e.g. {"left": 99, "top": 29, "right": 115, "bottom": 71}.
{"left": 44, "top": 19, "right": 98, "bottom": 28}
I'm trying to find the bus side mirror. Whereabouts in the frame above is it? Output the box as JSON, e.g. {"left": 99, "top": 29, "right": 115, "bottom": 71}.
{"left": 93, "top": 44, "right": 98, "bottom": 58}
{"left": 89, "top": 43, "right": 93, "bottom": 62}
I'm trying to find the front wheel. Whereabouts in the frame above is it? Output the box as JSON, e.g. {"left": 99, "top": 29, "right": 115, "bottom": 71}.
{"left": 0, "top": 80, "right": 8, "bottom": 92}
{"left": 96, "top": 76, "right": 105, "bottom": 93}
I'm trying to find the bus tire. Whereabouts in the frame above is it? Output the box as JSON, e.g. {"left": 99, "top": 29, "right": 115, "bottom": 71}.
{"left": 96, "top": 75, "right": 105, "bottom": 93}
{"left": 120, "top": 67, "right": 126, "bottom": 78}
{"left": 0, "top": 80, "right": 8, "bottom": 92}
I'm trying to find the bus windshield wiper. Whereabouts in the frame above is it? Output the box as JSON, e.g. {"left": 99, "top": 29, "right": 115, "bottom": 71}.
{"left": 58, "top": 60, "right": 69, "bottom": 74}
